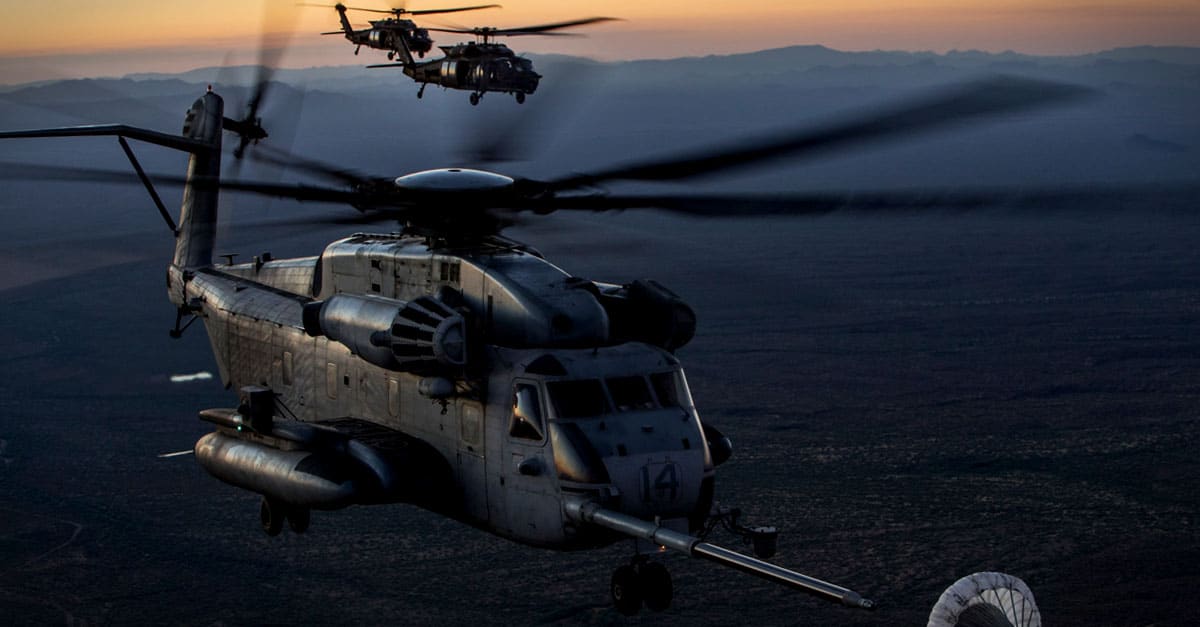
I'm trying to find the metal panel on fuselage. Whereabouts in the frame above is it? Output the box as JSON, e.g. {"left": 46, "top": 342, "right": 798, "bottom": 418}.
{"left": 191, "top": 267, "right": 491, "bottom": 526}
{"left": 483, "top": 367, "right": 566, "bottom": 546}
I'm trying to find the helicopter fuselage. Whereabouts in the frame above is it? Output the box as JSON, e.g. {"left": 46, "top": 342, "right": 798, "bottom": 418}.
{"left": 402, "top": 43, "right": 541, "bottom": 101}
{"left": 332, "top": 4, "right": 433, "bottom": 59}
{"left": 186, "top": 232, "right": 713, "bottom": 548}
{"left": 357, "top": 19, "right": 433, "bottom": 57}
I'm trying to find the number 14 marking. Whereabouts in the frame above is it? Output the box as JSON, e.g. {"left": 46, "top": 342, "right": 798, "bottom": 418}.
{"left": 641, "top": 462, "right": 680, "bottom": 502}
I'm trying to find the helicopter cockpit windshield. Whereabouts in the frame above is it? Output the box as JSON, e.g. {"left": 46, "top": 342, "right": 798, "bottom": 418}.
{"left": 545, "top": 371, "right": 688, "bottom": 420}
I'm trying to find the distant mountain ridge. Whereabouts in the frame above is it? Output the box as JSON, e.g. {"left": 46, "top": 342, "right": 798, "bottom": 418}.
{"left": 108, "top": 44, "right": 1200, "bottom": 86}
{"left": 3, "top": 44, "right": 1198, "bottom": 95}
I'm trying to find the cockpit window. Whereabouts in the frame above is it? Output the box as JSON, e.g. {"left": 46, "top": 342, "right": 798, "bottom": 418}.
{"left": 546, "top": 379, "right": 610, "bottom": 418}
{"left": 606, "top": 376, "right": 656, "bottom": 412}
{"left": 650, "top": 372, "right": 682, "bottom": 408}
{"left": 510, "top": 383, "right": 544, "bottom": 440}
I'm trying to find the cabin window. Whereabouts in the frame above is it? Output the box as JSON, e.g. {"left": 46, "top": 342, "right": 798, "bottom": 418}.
{"left": 547, "top": 380, "right": 610, "bottom": 419}
{"left": 510, "top": 383, "right": 544, "bottom": 441}
{"left": 439, "top": 259, "right": 460, "bottom": 282}
{"left": 439, "top": 260, "right": 460, "bottom": 284}
{"left": 651, "top": 372, "right": 682, "bottom": 408}
{"left": 606, "top": 376, "right": 655, "bottom": 412}
{"left": 282, "top": 351, "right": 293, "bottom": 386}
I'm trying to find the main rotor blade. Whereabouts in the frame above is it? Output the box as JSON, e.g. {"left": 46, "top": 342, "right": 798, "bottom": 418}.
{"left": 0, "top": 161, "right": 368, "bottom": 205}
{"left": 248, "top": 142, "right": 374, "bottom": 187}
{"left": 407, "top": 4, "right": 501, "bottom": 16}
{"left": 314, "top": 3, "right": 500, "bottom": 15}
{"left": 540, "top": 76, "right": 1093, "bottom": 192}
{"left": 459, "top": 59, "right": 604, "bottom": 165}
{"left": 538, "top": 184, "right": 1200, "bottom": 216}
{"left": 427, "top": 16, "right": 618, "bottom": 37}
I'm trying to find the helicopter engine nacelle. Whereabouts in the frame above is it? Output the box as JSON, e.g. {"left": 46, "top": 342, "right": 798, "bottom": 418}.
{"left": 594, "top": 279, "right": 696, "bottom": 351}
{"left": 303, "top": 293, "right": 467, "bottom": 373}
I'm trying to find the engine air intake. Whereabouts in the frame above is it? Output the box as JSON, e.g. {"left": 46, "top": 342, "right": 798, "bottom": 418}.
{"left": 385, "top": 295, "right": 466, "bottom": 368}
{"left": 305, "top": 293, "right": 466, "bottom": 373}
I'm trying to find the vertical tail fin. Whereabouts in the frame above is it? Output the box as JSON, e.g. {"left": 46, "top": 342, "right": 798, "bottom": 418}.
{"left": 335, "top": 4, "right": 355, "bottom": 36}
{"left": 172, "top": 91, "right": 224, "bottom": 270}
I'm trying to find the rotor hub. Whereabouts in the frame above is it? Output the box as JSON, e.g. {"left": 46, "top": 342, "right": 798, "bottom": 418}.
{"left": 393, "top": 168, "right": 514, "bottom": 192}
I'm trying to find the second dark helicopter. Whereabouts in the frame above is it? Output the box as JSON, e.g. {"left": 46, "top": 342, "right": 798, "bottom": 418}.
{"left": 331, "top": 9, "right": 618, "bottom": 104}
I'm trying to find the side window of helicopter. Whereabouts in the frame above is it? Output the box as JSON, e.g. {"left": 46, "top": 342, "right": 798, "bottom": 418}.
{"left": 650, "top": 372, "right": 681, "bottom": 408}
{"left": 546, "top": 380, "right": 610, "bottom": 419}
{"left": 510, "top": 383, "right": 545, "bottom": 441}
{"left": 606, "top": 376, "right": 656, "bottom": 412}
{"left": 438, "top": 260, "right": 460, "bottom": 284}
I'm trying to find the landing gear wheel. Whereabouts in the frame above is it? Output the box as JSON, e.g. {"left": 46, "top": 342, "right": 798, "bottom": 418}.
{"left": 259, "top": 497, "right": 283, "bottom": 536}
{"left": 610, "top": 564, "right": 642, "bottom": 616}
{"left": 287, "top": 506, "right": 311, "bottom": 534}
{"left": 469, "top": 93, "right": 480, "bottom": 106}
{"left": 515, "top": 92, "right": 525, "bottom": 104}
{"left": 639, "top": 561, "right": 673, "bottom": 612}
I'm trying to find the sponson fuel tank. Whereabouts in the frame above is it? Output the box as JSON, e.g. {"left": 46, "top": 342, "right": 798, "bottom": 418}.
{"left": 194, "top": 388, "right": 458, "bottom": 513}
{"left": 194, "top": 408, "right": 396, "bottom": 509}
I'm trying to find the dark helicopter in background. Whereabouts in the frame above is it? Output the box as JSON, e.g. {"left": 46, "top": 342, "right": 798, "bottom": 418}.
{"left": 317, "top": 2, "right": 500, "bottom": 60}
{"left": 364, "top": 17, "right": 619, "bottom": 104}
{"left": 0, "top": 69, "right": 1090, "bottom": 615}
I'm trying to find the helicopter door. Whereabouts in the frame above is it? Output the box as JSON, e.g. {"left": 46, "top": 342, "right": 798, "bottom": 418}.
{"left": 457, "top": 402, "right": 488, "bottom": 523}
{"left": 501, "top": 380, "right": 560, "bottom": 543}
{"left": 460, "top": 62, "right": 478, "bottom": 89}
{"left": 473, "top": 63, "right": 488, "bottom": 90}
{"left": 440, "top": 60, "right": 458, "bottom": 87}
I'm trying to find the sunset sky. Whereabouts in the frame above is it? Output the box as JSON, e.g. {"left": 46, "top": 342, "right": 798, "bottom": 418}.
{"left": 2, "top": 1, "right": 1198, "bottom": 83}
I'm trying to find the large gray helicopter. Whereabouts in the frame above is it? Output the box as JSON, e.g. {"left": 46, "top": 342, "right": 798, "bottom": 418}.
{"left": 0, "top": 74, "right": 1087, "bottom": 615}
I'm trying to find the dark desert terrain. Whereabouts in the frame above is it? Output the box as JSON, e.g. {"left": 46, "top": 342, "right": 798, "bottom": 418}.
{"left": 1, "top": 46, "right": 1198, "bottom": 625}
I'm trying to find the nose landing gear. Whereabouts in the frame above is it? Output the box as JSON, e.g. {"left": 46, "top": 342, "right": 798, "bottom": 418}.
{"left": 610, "top": 558, "right": 674, "bottom": 615}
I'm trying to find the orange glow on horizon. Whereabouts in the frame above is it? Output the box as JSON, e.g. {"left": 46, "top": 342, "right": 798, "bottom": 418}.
{"left": 1, "top": 1, "right": 1198, "bottom": 83}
